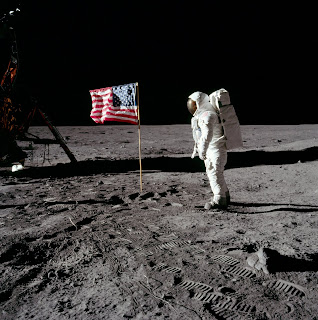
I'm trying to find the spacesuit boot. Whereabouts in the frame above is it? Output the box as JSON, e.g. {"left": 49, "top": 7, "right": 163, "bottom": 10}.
{"left": 204, "top": 196, "right": 227, "bottom": 210}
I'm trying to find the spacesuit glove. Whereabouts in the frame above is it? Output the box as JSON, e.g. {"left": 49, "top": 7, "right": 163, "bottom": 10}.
{"left": 191, "top": 143, "right": 198, "bottom": 159}
{"left": 191, "top": 147, "right": 197, "bottom": 159}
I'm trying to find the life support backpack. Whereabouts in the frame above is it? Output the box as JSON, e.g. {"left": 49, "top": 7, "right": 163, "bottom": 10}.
{"left": 209, "top": 88, "right": 243, "bottom": 150}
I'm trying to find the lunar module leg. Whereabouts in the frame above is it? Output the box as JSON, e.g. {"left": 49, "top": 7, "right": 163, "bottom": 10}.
{"left": 37, "top": 108, "right": 77, "bottom": 163}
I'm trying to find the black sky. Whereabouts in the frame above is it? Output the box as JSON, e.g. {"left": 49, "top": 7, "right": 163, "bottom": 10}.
{"left": 1, "top": 1, "right": 317, "bottom": 125}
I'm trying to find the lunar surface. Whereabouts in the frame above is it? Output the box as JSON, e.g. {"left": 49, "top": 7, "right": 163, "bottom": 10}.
{"left": 1, "top": 124, "right": 318, "bottom": 319}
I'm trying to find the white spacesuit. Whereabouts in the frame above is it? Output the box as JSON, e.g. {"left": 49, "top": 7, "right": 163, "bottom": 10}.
{"left": 188, "top": 91, "right": 229, "bottom": 209}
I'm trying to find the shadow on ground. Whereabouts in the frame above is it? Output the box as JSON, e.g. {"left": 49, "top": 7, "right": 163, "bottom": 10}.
{"left": 229, "top": 202, "right": 318, "bottom": 214}
{"left": 1, "top": 147, "right": 318, "bottom": 178}
{"left": 263, "top": 249, "right": 318, "bottom": 273}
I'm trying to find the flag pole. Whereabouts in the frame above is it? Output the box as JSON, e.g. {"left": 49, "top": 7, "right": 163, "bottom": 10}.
{"left": 136, "top": 82, "right": 142, "bottom": 193}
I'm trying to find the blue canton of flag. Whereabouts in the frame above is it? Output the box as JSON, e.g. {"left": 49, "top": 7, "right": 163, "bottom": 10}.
{"left": 112, "top": 83, "right": 136, "bottom": 107}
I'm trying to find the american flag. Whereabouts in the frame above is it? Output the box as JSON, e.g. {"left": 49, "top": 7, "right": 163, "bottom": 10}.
{"left": 90, "top": 83, "right": 138, "bottom": 125}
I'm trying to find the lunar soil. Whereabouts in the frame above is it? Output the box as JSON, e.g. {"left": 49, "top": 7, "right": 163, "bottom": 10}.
{"left": 1, "top": 124, "right": 318, "bottom": 319}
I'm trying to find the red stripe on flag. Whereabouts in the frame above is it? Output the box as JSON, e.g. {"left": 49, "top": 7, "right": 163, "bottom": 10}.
{"left": 102, "top": 117, "right": 138, "bottom": 124}
{"left": 89, "top": 87, "right": 112, "bottom": 94}
{"left": 104, "top": 111, "right": 138, "bottom": 119}
{"left": 91, "top": 98, "right": 112, "bottom": 103}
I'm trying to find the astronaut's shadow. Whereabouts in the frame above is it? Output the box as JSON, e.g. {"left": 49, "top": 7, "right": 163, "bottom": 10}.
{"left": 229, "top": 201, "right": 318, "bottom": 214}
{"left": 225, "top": 146, "right": 318, "bottom": 169}
{"left": 146, "top": 146, "right": 318, "bottom": 172}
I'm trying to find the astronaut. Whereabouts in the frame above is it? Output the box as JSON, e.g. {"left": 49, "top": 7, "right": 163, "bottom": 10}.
{"left": 187, "top": 91, "right": 230, "bottom": 209}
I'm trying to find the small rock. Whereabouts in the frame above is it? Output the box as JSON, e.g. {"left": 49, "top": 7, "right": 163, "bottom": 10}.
{"left": 153, "top": 192, "right": 161, "bottom": 199}
{"left": 47, "top": 204, "right": 70, "bottom": 213}
{"left": 149, "top": 207, "right": 160, "bottom": 211}
{"left": 44, "top": 197, "right": 57, "bottom": 202}
{"left": 246, "top": 247, "right": 269, "bottom": 274}
{"left": 171, "top": 202, "right": 183, "bottom": 207}
{"left": 257, "top": 247, "right": 269, "bottom": 265}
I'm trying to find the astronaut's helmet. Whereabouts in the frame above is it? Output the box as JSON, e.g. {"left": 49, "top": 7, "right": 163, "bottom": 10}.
{"left": 187, "top": 91, "right": 210, "bottom": 115}
{"left": 187, "top": 98, "right": 197, "bottom": 115}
